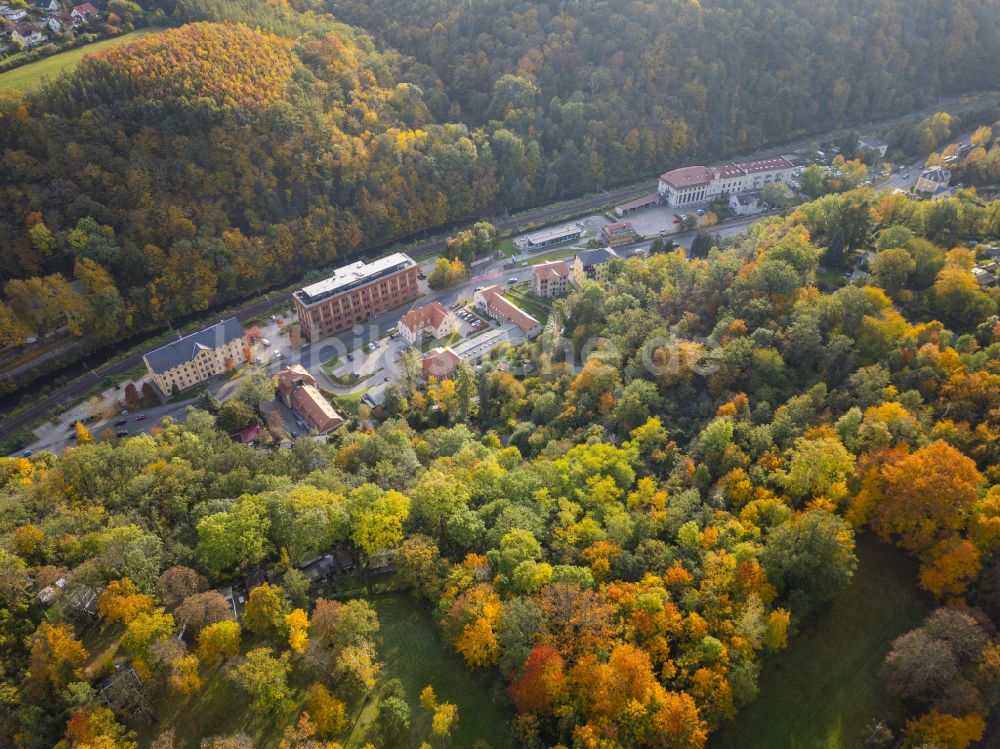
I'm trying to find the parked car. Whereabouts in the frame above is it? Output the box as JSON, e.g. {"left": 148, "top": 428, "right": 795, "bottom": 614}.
{"left": 116, "top": 430, "right": 129, "bottom": 438}
{"left": 20, "top": 450, "right": 32, "bottom": 458}
{"left": 270, "top": 315, "right": 277, "bottom": 322}
{"left": 114, "top": 419, "right": 128, "bottom": 427}
{"left": 135, "top": 415, "right": 147, "bottom": 421}
{"left": 346, "top": 353, "right": 354, "bottom": 361}
{"left": 417, "top": 271, "right": 427, "bottom": 280}
{"left": 255, "top": 358, "right": 264, "bottom": 366}
{"left": 696, "top": 209, "right": 705, "bottom": 216}
{"left": 261, "top": 338, "right": 270, "bottom": 346}
{"left": 290, "top": 431, "right": 298, "bottom": 438}
{"left": 273, "top": 351, "right": 283, "bottom": 359}
{"left": 367, "top": 342, "right": 377, "bottom": 351}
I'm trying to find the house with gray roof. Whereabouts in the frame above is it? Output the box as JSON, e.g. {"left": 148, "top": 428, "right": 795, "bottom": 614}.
{"left": 857, "top": 136, "right": 888, "bottom": 158}
{"left": 143, "top": 318, "right": 247, "bottom": 395}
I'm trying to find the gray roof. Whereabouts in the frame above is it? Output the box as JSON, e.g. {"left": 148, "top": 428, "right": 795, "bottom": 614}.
{"left": 575, "top": 247, "right": 619, "bottom": 267}
{"left": 858, "top": 135, "right": 888, "bottom": 149}
{"left": 144, "top": 318, "right": 243, "bottom": 374}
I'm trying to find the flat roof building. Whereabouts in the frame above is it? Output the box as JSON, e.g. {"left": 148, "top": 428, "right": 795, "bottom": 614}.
{"left": 522, "top": 225, "right": 583, "bottom": 250}
{"left": 293, "top": 253, "right": 419, "bottom": 341}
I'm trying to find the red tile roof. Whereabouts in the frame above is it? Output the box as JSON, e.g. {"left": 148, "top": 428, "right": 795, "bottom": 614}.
{"left": 399, "top": 301, "right": 451, "bottom": 335}
{"left": 533, "top": 260, "right": 569, "bottom": 281}
{"left": 477, "top": 285, "right": 540, "bottom": 334}
{"left": 420, "top": 347, "right": 462, "bottom": 379}
{"left": 658, "top": 165, "right": 712, "bottom": 189}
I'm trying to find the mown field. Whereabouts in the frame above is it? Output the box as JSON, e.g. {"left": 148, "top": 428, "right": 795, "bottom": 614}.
{"left": 347, "top": 594, "right": 514, "bottom": 748}
{"left": 710, "top": 535, "right": 931, "bottom": 749}
{"left": 123, "top": 592, "right": 512, "bottom": 748}
{"left": 0, "top": 28, "right": 163, "bottom": 93}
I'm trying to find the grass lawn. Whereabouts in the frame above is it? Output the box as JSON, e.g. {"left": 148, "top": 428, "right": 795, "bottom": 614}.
{"left": 346, "top": 594, "right": 514, "bottom": 748}
{"left": 495, "top": 238, "right": 518, "bottom": 257}
{"left": 0, "top": 28, "right": 164, "bottom": 93}
{"left": 710, "top": 535, "right": 930, "bottom": 749}
{"left": 420, "top": 330, "right": 462, "bottom": 353}
{"left": 137, "top": 593, "right": 512, "bottom": 748}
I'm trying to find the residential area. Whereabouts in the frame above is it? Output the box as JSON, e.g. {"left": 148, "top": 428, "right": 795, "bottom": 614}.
{"left": 1, "top": 0, "right": 103, "bottom": 58}
{"left": 8, "top": 110, "right": 1000, "bottom": 458}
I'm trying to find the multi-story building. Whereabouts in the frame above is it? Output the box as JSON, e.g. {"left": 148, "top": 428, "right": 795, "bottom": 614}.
{"left": 473, "top": 285, "right": 542, "bottom": 337}
{"left": 398, "top": 301, "right": 455, "bottom": 345}
{"left": 915, "top": 166, "right": 952, "bottom": 196}
{"left": 572, "top": 247, "right": 619, "bottom": 286}
{"left": 657, "top": 156, "right": 794, "bottom": 208}
{"left": 600, "top": 222, "right": 636, "bottom": 248}
{"left": 532, "top": 260, "right": 570, "bottom": 298}
{"left": 276, "top": 365, "right": 344, "bottom": 434}
{"left": 143, "top": 318, "right": 246, "bottom": 395}
{"left": 292, "top": 253, "right": 419, "bottom": 341}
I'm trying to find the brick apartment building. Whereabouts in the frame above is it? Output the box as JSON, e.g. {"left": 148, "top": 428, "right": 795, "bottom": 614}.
{"left": 292, "top": 253, "right": 419, "bottom": 341}
{"left": 276, "top": 365, "right": 344, "bottom": 434}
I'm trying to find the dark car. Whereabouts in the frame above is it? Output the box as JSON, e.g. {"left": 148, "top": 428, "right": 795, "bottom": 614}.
{"left": 114, "top": 419, "right": 128, "bottom": 427}
{"left": 116, "top": 430, "right": 129, "bottom": 438}
{"left": 20, "top": 450, "right": 32, "bottom": 458}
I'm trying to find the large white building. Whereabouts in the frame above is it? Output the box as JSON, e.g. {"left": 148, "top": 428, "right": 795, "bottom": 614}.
{"left": 657, "top": 156, "right": 794, "bottom": 208}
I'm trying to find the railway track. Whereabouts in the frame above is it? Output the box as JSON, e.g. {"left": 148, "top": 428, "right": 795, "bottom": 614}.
{"left": 0, "top": 182, "right": 654, "bottom": 441}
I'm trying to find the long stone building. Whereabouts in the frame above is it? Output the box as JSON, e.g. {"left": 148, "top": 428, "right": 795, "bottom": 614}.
{"left": 657, "top": 156, "right": 794, "bottom": 208}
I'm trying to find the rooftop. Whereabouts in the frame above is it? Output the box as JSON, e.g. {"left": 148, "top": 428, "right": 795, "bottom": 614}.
{"left": 920, "top": 166, "right": 952, "bottom": 184}
{"left": 858, "top": 135, "right": 888, "bottom": 149}
{"left": 144, "top": 318, "right": 243, "bottom": 374}
{"left": 659, "top": 165, "right": 712, "bottom": 189}
{"left": 421, "top": 346, "right": 462, "bottom": 378}
{"left": 476, "top": 285, "right": 540, "bottom": 334}
{"left": 295, "top": 253, "right": 415, "bottom": 307}
{"left": 575, "top": 247, "right": 619, "bottom": 267}
{"left": 399, "top": 301, "right": 451, "bottom": 332}
{"left": 533, "top": 259, "right": 569, "bottom": 281}
{"left": 735, "top": 156, "right": 795, "bottom": 173}
{"left": 614, "top": 193, "right": 660, "bottom": 213}
{"left": 523, "top": 225, "right": 583, "bottom": 245}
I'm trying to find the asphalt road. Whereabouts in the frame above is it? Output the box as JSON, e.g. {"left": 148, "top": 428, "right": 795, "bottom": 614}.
{"left": 3, "top": 97, "right": 995, "bottom": 442}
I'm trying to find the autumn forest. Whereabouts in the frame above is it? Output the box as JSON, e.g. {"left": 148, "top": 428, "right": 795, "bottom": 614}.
{"left": 2, "top": 0, "right": 1000, "bottom": 748}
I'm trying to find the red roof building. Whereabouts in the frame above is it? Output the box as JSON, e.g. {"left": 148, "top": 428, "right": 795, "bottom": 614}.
{"left": 398, "top": 301, "right": 455, "bottom": 345}
{"left": 532, "top": 260, "right": 570, "bottom": 298}
{"left": 276, "top": 365, "right": 344, "bottom": 434}
{"left": 420, "top": 347, "right": 462, "bottom": 379}
{"left": 473, "top": 285, "right": 542, "bottom": 336}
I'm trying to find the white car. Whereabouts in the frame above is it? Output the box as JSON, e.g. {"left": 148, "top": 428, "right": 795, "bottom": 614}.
{"left": 367, "top": 342, "right": 377, "bottom": 352}
{"left": 261, "top": 338, "right": 270, "bottom": 346}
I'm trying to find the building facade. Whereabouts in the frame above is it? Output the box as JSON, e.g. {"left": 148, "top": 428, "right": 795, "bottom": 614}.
{"left": 600, "top": 222, "right": 636, "bottom": 248}
{"left": 915, "top": 167, "right": 952, "bottom": 196}
{"left": 657, "top": 156, "right": 794, "bottom": 208}
{"left": 293, "top": 253, "right": 419, "bottom": 341}
{"left": 143, "top": 318, "right": 246, "bottom": 395}
{"left": 532, "top": 260, "right": 570, "bottom": 298}
{"left": 572, "top": 247, "right": 619, "bottom": 286}
{"left": 276, "top": 365, "right": 344, "bottom": 434}
{"left": 398, "top": 301, "right": 455, "bottom": 345}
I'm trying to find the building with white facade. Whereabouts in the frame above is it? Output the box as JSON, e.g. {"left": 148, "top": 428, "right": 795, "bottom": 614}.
{"left": 398, "top": 301, "right": 455, "bottom": 345}
{"left": 657, "top": 156, "right": 794, "bottom": 208}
